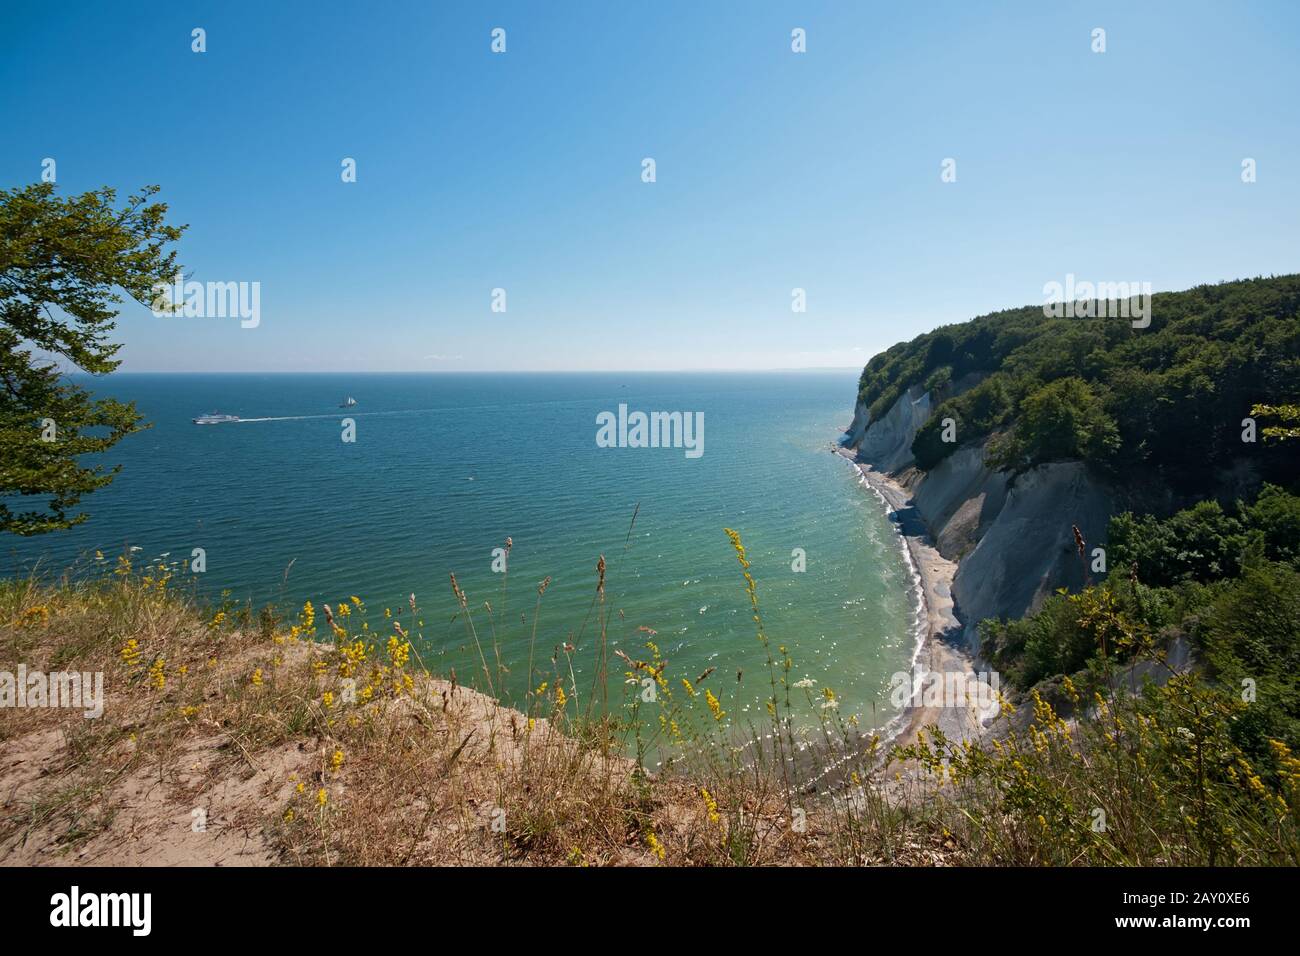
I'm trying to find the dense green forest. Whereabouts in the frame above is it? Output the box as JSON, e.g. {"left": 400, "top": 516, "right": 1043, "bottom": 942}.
{"left": 859, "top": 275, "right": 1300, "bottom": 790}
{"left": 856, "top": 274, "right": 1300, "bottom": 494}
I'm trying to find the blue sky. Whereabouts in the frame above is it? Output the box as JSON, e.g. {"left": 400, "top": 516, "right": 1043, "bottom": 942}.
{"left": 1, "top": 0, "right": 1297, "bottom": 372}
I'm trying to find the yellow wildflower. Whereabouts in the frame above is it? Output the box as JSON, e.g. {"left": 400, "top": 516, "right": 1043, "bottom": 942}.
{"left": 701, "top": 788, "right": 720, "bottom": 824}
{"left": 120, "top": 639, "right": 142, "bottom": 668}
{"left": 147, "top": 657, "right": 165, "bottom": 691}
{"left": 19, "top": 605, "right": 50, "bottom": 628}
{"left": 645, "top": 829, "right": 666, "bottom": 861}
{"left": 705, "top": 689, "right": 725, "bottom": 722}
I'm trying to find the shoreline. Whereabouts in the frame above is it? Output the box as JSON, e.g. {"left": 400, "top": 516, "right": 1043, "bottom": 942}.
{"left": 835, "top": 446, "right": 990, "bottom": 747}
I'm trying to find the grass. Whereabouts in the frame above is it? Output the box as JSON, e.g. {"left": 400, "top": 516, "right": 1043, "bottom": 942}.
{"left": 1, "top": 539, "right": 1296, "bottom": 866}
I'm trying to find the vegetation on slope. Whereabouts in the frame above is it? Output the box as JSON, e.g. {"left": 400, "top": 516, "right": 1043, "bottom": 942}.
{"left": 856, "top": 275, "right": 1300, "bottom": 489}
{"left": 983, "top": 485, "right": 1300, "bottom": 775}
{"left": 3, "top": 535, "right": 1297, "bottom": 866}
{"left": 852, "top": 276, "right": 1300, "bottom": 865}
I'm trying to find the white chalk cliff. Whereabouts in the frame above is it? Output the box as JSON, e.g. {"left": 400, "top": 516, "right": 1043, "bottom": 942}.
{"left": 845, "top": 387, "right": 1113, "bottom": 651}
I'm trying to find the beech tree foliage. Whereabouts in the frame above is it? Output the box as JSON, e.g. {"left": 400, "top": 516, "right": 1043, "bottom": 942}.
{"left": 0, "top": 183, "right": 184, "bottom": 535}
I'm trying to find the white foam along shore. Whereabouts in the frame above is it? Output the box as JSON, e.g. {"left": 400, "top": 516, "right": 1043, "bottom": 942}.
{"left": 836, "top": 446, "right": 992, "bottom": 746}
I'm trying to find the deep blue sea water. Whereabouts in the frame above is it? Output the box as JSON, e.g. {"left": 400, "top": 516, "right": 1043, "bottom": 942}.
{"left": 3, "top": 372, "right": 918, "bottom": 733}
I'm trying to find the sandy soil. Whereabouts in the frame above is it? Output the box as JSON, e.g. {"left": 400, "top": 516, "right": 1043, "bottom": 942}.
{"left": 0, "top": 665, "right": 561, "bottom": 867}
{"left": 0, "top": 726, "right": 305, "bottom": 866}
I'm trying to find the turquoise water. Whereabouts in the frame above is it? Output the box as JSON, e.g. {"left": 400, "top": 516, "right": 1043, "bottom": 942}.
{"left": 3, "top": 372, "right": 918, "bottom": 733}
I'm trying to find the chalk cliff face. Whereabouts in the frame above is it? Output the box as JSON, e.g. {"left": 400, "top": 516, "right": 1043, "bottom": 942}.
{"left": 848, "top": 385, "right": 932, "bottom": 472}
{"left": 845, "top": 388, "right": 1114, "bottom": 650}
{"left": 845, "top": 398, "right": 871, "bottom": 447}
{"left": 909, "top": 444, "right": 1008, "bottom": 561}
{"left": 947, "top": 461, "right": 1112, "bottom": 648}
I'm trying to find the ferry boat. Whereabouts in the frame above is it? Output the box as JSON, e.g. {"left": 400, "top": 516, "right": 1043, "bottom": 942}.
{"left": 192, "top": 413, "right": 240, "bottom": 425}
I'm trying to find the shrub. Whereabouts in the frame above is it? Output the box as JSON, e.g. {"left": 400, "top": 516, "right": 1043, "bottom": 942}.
{"left": 985, "top": 377, "right": 1119, "bottom": 471}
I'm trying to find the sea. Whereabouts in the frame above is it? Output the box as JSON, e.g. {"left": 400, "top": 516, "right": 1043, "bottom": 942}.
{"left": 3, "top": 371, "right": 920, "bottom": 735}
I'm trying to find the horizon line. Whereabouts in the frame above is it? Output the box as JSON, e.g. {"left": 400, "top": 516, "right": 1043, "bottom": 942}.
{"left": 79, "top": 366, "right": 866, "bottom": 375}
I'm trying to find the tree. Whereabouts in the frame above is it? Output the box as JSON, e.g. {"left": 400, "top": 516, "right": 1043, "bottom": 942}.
{"left": 1252, "top": 403, "right": 1300, "bottom": 442}
{"left": 986, "top": 376, "right": 1119, "bottom": 471}
{"left": 1203, "top": 561, "right": 1300, "bottom": 760}
{"left": 1242, "top": 483, "right": 1300, "bottom": 566}
{"left": 1108, "top": 501, "right": 1250, "bottom": 586}
{"left": 0, "top": 183, "right": 184, "bottom": 535}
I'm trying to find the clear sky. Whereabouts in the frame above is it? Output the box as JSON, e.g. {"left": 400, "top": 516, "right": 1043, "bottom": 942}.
{"left": 2, "top": 1, "right": 1297, "bottom": 372}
